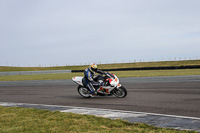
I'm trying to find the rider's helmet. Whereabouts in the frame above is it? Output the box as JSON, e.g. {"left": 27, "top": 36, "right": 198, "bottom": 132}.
{"left": 89, "top": 63, "right": 98, "bottom": 73}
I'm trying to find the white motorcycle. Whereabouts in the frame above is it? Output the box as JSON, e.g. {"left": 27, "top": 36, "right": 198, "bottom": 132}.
{"left": 72, "top": 72, "right": 127, "bottom": 98}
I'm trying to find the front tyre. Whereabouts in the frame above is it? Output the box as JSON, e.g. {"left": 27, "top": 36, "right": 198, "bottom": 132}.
{"left": 113, "top": 86, "right": 127, "bottom": 98}
{"left": 77, "top": 85, "right": 91, "bottom": 98}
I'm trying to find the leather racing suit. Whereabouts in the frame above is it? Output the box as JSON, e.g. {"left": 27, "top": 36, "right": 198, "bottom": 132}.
{"left": 83, "top": 68, "right": 105, "bottom": 95}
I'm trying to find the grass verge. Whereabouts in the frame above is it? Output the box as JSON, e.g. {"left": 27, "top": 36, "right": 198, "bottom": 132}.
{"left": 0, "top": 69, "right": 200, "bottom": 81}
{"left": 0, "top": 106, "right": 197, "bottom": 133}
{"left": 1, "top": 60, "right": 200, "bottom": 72}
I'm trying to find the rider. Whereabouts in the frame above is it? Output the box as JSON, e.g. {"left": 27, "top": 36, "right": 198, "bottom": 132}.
{"left": 83, "top": 63, "right": 105, "bottom": 97}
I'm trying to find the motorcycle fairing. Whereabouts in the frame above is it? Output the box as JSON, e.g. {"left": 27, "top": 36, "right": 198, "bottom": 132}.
{"left": 72, "top": 76, "right": 83, "bottom": 86}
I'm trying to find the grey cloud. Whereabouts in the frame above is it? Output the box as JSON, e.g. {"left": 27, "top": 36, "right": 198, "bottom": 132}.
{"left": 0, "top": 0, "right": 200, "bottom": 66}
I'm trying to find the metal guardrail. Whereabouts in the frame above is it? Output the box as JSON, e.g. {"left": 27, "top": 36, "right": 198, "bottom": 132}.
{"left": 0, "top": 70, "right": 71, "bottom": 76}
{"left": 71, "top": 65, "right": 200, "bottom": 72}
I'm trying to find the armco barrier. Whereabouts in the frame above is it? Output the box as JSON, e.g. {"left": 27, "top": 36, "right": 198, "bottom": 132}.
{"left": 71, "top": 65, "right": 200, "bottom": 73}
{"left": 0, "top": 70, "right": 71, "bottom": 76}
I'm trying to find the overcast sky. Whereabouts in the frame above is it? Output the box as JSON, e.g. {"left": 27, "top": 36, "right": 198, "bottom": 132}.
{"left": 0, "top": 0, "right": 200, "bottom": 66}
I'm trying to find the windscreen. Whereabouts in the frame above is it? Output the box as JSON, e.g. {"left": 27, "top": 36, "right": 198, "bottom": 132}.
{"left": 106, "top": 72, "right": 115, "bottom": 79}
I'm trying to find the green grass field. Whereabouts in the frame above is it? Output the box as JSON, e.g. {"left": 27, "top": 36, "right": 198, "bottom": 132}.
{"left": 0, "top": 106, "right": 197, "bottom": 133}
{"left": 0, "top": 60, "right": 200, "bottom": 81}
{"left": 1, "top": 60, "right": 200, "bottom": 72}
{"left": 0, "top": 69, "right": 200, "bottom": 81}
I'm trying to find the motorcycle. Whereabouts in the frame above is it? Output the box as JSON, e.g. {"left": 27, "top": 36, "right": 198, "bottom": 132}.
{"left": 72, "top": 72, "right": 127, "bottom": 98}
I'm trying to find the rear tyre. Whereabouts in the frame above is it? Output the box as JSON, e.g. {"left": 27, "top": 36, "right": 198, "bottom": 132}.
{"left": 113, "top": 86, "right": 127, "bottom": 98}
{"left": 77, "top": 85, "right": 91, "bottom": 98}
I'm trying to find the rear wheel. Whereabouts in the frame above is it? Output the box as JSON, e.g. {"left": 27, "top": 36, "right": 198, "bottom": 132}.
{"left": 77, "top": 85, "right": 91, "bottom": 98}
{"left": 113, "top": 86, "right": 127, "bottom": 98}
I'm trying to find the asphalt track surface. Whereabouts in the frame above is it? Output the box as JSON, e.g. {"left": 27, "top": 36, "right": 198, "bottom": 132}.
{"left": 0, "top": 75, "right": 200, "bottom": 118}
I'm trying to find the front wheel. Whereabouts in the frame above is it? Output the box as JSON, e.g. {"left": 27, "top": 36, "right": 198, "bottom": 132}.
{"left": 77, "top": 85, "right": 91, "bottom": 98}
{"left": 113, "top": 86, "right": 127, "bottom": 98}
